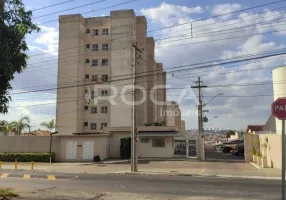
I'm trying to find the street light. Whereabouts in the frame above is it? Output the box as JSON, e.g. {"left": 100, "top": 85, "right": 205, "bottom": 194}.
{"left": 203, "top": 93, "right": 223, "bottom": 106}
{"left": 49, "top": 131, "right": 58, "bottom": 164}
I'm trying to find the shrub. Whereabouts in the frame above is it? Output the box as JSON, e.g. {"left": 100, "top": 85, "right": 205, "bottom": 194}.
{"left": 0, "top": 153, "right": 55, "bottom": 162}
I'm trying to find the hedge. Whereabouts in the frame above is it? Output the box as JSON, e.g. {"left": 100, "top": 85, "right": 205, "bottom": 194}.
{"left": 0, "top": 153, "right": 55, "bottom": 162}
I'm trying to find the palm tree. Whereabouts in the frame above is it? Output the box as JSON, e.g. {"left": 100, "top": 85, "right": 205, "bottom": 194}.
{"left": 3, "top": 123, "right": 14, "bottom": 136}
{"left": 40, "top": 119, "right": 55, "bottom": 132}
{"left": 9, "top": 116, "right": 31, "bottom": 135}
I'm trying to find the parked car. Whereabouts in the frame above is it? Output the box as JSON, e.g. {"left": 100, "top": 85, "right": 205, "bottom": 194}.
{"left": 219, "top": 140, "right": 244, "bottom": 153}
{"left": 232, "top": 144, "right": 244, "bottom": 156}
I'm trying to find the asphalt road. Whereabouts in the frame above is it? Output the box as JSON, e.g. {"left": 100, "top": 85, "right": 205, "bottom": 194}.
{"left": 0, "top": 171, "right": 282, "bottom": 200}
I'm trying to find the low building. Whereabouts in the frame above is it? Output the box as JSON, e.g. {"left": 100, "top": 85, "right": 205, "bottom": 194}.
{"left": 0, "top": 126, "right": 180, "bottom": 161}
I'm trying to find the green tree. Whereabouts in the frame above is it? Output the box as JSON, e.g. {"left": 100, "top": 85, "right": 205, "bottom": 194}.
{"left": 9, "top": 116, "right": 30, "bottom": 135}
{"left": 226, "top": 132, "right": 230, "bottom": 141}
{"left": 0, "top": 0, "right": 40, "bottom": 114}
{"left": 228, "top": 130, "right": 235, "bottom": 135}
{"left": 3, "top": 123, "right": 14, "bottom": 135}
{"left": 40, "top": 119, "right": 55, "bottom": 132}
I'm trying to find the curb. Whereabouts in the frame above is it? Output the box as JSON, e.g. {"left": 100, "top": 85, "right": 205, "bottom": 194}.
{"left": 109, "top": 171, "right": 280, "bottom": 180}
{"left": 250, "top": 162, "right": 261, "bottom": 169}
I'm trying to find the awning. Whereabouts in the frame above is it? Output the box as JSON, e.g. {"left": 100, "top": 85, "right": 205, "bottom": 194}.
{"left": 137, "top": 131, "right": 181, "bottom": 137}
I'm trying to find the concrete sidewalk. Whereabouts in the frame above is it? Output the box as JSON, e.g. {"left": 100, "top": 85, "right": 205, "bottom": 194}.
{"left": 0, "top": 159, "right": 281, "bottom": 179}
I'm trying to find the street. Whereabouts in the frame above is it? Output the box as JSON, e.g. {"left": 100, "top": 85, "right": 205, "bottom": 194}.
{"left": 0, "top": 171, "right": 281, "bottom": 199}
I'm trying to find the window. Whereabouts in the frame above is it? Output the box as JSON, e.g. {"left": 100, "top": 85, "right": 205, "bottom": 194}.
{"left": 102, "top": 44, "right": 108, "bottom": 50}
{"left": 91, "top": 91, "right": 95, "bottom": 98}
{"left": 91, "top": 75, "right": 97, "bottom": 82}
{"left": 102, "top": 59, "right": 108, "bottom": 66}
{"left": 93, "top": 29, "right": 98, "bottom": 36}
{"left": 141, "top": 137, "right": 149, "bottom": 143}
{"left": 91, "top": 107, "right": 97, "bottom": 113}
{"left": 86, "top": 29, "right": 90, "bottom": 33}
{"left": 86, "top": 44, "right": 90, "bottom": 49}
{"left": 85, "top": 74, "right": 89, "bottom": 79}
{"left": 84, "top": 122, "right": 88, "bottom": 127}
{"left": 101, "top": 90, "right": 108, "bottom": 96}
{"left": 92, "top": 59, "right": 98, "bottom": 67}
{"left": 101, "top": 74, "right": 108, "bottom": 82}
{"left": 84, "top": 106, "right": 88, "bottom": 110}
{"left": 101, "top": 106, "right": 108, "bottom": 113}
{"left": 92, "top": 44, "right": 98, "bottom": 51}
{"left": 86, "top": 59, "right": 90, "bottom": 64}
{"left": 102, "top": 28, "right": 108, "bottom": 35}
{"left": 152, "top": 138, "right": 165, "bottom": 147}
{"left": 90, "top": 123, "right": 97, "bottom": 130}
{"left": 101, "top": 123, "right": 107, "bottom": 130}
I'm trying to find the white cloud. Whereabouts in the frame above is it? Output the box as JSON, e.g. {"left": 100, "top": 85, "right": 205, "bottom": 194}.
{"left": 210, "top": 4, "right": 242, "bottom": 19}
{"left": 141, "top": 3, "right": 203, "bottom": 26}
{"left": 221, "top": 35, "right": 280, "bottom": 59}
{"left": 34, "top": 25, "right": 59, "bottom": 55}
{"left": 142, "top": 3, "right": 286, "bottom": 129}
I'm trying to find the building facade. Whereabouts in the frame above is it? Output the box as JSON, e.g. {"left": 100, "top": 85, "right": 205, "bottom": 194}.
{"left": 165, "top": 101, "right": 182, "bottom": 131}
{"left": 56, "top": 10, "right": 167, "bottom": 135}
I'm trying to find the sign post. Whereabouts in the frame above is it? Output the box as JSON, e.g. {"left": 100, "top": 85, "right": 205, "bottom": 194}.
{"left": 271, "top": 97, "right": 286, "bottom": 200}
{"left": 283, "top": 119, "right": 285, "bottom": 200}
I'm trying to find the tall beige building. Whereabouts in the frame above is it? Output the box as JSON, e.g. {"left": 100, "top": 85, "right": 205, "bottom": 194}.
{"left": 56, "top": 10, "right": 167, "bottom": 135}
{"left": 165, "top": 101, "right": 182, "bottom": 132}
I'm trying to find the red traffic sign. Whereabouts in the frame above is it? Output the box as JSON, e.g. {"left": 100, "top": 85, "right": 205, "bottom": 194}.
{"left": 272, "top": 97, "right": 286, "bottom": 120}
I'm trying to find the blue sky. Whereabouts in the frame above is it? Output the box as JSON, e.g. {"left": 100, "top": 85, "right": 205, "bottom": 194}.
{"left": 2, "top": 0, "right": 286, "bottom": 130}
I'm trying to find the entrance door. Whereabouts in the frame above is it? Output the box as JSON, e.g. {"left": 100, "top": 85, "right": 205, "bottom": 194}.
{"left": 83, "top": 141, "right": 94, "bottom": 160}
{"left": 66, "top": 141, "right": 77, "bottom": 160}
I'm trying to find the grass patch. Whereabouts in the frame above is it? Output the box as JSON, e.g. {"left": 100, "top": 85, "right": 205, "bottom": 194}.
{"left": 0, "top": 188, "right": 18, "bottom": 199}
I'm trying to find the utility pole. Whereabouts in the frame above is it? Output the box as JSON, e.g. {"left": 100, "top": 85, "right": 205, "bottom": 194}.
{"left": 191, "top": 77, "right": 207, "bottom": 160}
{"left": 131, "top": 42, "right": 142, "bottom": 172}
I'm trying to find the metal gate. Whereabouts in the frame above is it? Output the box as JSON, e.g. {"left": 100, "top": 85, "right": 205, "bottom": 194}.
{"left": 83, "top": 141, "right": 94, "bottom": 160}
{"left": 66, "top": 141, "right": 77, "bottom": 160}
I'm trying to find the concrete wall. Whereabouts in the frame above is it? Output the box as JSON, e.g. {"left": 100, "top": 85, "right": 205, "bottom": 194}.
{"left": 57, "top": 15, "right": 86, "bottom": 135}
{"left": 244, "top": 134, "right": 259, "bottom": 162}
{"left": 137, "top": 136, "right": 174, "bottom": 157}
{"left": 0, "top": 135, "right": 110, "bottom": 162}
{"left": 110, "top": 10, "right": 136, "bottom": 127}
{"left": 166, "top": 101, "right": 181, "bottom": 131}
{"left": 259, "top": 134, "right": 283, "bottom": 169}
{"left": 245, "top": 133, "right": 286, "bottom": 169}
{"left": 180, "top": 120, "right": 185, "bottom": 133}
{"left": 109, "top": 132, "right": 130, "bottom": 158}
{"left": 146, "top": 37, "right": 155, "bottom": 123}
{"left": 135, "top": 16, "right": 147, "bottom": 126}
{"left": 0, "top": 136, "right": 61, "bottom": 160}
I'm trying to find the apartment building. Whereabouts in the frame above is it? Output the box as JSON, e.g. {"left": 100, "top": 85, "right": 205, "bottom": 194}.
{"left": 56, "top": 10, "right": 167, "bottom": 135}
{"left": 165, "top": 101, "right": 182, "bottom": 131}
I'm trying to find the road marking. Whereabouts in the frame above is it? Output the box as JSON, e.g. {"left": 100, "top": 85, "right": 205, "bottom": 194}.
{"left": 47, "top": 175, "right": 56, "bottom": 180}
{"left": 199, "top": 169, "right": 205, "bottom": 174}
{"left": 0, "top": 174, "right": 8, "bottom": 178}
{"left": 23, "top": 174, "right": 30, "bottom": 179}
{"left": 250, "top": 162, "right": 261, "bottom": 169}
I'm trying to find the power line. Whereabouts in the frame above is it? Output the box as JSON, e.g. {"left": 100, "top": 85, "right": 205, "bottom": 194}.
{"left": 9, "top": 48, "right": 286, "bottom": 95}
{"left": 27, "top": 0, "right": 286, "bottom": 59}
{"left": 38, "top": 0, "right": 137, "bottom": 24}
{"left": 153, "top": 5, "right": 286, "bottom": 40}
{"left": 25, "top": 22, "right": 286, "bottom": 72}
{"left": 32, "top": 0, "right": 77, "bottom": 12}
{"left": 14, "top": 47, "right": 286, "bottom": 93}
{"left": 22, "top": 25, "right": 286, "bottom": 80}
{"left": 33, "top": 0, "right": 107, "bottom": 19}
